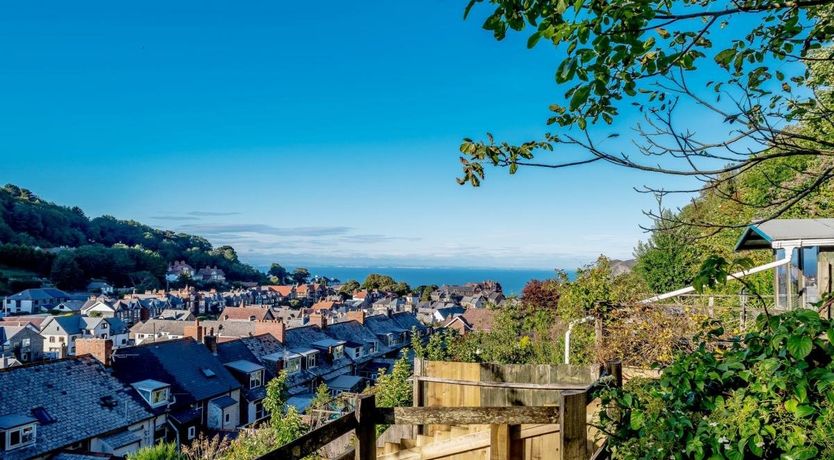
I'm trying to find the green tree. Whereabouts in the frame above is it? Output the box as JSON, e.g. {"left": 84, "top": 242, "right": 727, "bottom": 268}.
{"left": 416, "top": 284, "right": 438, "bottom": 301}
{"left": 128, "top": 443, "right": 185, "bottom": 460}
{"left": 362, "top": 273, "right": 396, "bottom": 291}
{"left": 268, "top": 263, "right": 288, "bottom": 284}
{"left": 373, "top": 351, "right": 413, "bottom": 408}
{"left": 291, "top": 267, "right": 310, "bottom": 285}
{"left": 50, "top": 253, "right": 85, "bottom": 290}
{"left": 633, "top": 213, "right": 699, "bottom": 294}
{"left": 310, "top": 382, "right": 331, "bottom": 410}
{"left": 456, "top": 1, "right": 834, "bottom": 229}
{"left": 338, "top": 279, "right": 361, "bottom": 297}
{"left": 260, "top": 371, "right": 309, "bottom": 452}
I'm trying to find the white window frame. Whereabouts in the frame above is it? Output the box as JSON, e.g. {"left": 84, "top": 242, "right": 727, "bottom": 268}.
{"left": 333, "top": 346, "right": 344, "bottom": 360}
{"left": 6, "top": 424, "right": 36, "bottom": 450}
{"left": 286, "top": 357, "right": 301, "bottom": 374}
{"left": 249, "top": 370, "right": 263, "bottom": 389}
{"left": 306, "top": 353, "right": 317, "bottom": 369}
{"left": 187, "top": 426, "right": 196, "bottom": 440}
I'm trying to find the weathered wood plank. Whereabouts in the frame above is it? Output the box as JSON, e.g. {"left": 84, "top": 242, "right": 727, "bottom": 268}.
{"left": 415, "top": 376, "right": 591, "bottom": 391}
{"left": 490, "top": 424, "right": 511, "bottom": 460}
{"left": 559, "top": 391, "right": 587, "bottom": 460}
{"left": 375, "top": 406, "right": 561, "bottom": 426}
{"left": 255, "top": 411, "right": 357, "bottom": 460}
{"left": 354, "top": 395, "right": 377, "bottom": 460}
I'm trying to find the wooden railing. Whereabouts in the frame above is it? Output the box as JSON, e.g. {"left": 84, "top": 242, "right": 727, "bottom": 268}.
{"left": 255, "top": 361, "right": 622, "bottom": 460}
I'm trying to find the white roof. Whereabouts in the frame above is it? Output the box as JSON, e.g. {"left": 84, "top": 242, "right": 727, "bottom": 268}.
{"left": 736, "top": 219, "right": 834, "bottom": 250}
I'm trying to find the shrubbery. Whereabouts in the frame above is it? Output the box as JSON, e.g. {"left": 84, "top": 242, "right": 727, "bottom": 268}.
{"left": 598, "top": 310, "right": 834, "bottom": 459}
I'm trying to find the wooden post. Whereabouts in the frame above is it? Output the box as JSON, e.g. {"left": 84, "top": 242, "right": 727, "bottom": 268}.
{"left": 606, "top": 360, "right": 623, "bottom": 388}
{"left": 355, "top": 394, "right": 377, "bottom": 460}
{"left": 594, "top": 316, "right": 603, "bottom": 361}
{"left": 489, "top": 424, "right": 511, "bottom": 460}
{"left": 412, "top": 357, "right": 424, "bottom": 436}
{"left": 559, "top": 391, "right": 587, "bottom": 460}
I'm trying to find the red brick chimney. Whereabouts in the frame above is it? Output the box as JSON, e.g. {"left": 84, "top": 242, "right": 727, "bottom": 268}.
{"left": 184, "top": 319, "right": 205, "bottom": 342}
{"left": 309, "top": 312, "right": 327, "bottom": 329}
{"left": 346, "top": 310, "right": 365, "bottom": 325}
{"left": 254, "top": 320, "right": 286, "bottom": 344}
{"left": 76, "top": 338, "right": 114, "bottom": 367}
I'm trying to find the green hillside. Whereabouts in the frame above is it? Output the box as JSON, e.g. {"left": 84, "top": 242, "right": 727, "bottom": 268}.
{"left": 0, "top": 184, "right": 264, "bottom": 293}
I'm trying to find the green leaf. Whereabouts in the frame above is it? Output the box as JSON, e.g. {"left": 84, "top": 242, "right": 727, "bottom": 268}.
{"left": 794, "top": 404, "right": 815, "bottom": 418}
{"left": 569, "top": 86, "right": 591, "bottom": 110}
{"left": 787, "top": 335, "right": 813, "bottom": 359}
{"left": 629, "top": 410, "right": 644, "bottom": 430}
{"left": 527, "top": 32, "right": 542, "bottom": 49}
{"left": 715, "top": 49, "right": 736, "bottom": 66}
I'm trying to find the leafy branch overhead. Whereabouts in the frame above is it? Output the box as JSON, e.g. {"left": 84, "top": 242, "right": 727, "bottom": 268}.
{"left": 458, "top": 0, "right": 834, "bottom": 229}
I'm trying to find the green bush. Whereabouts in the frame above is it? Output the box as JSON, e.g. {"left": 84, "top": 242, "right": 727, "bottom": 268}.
{"left": 128, "top": 443, "right": 186, "bottom": 460}
{"left": 598, "top": 310, "right": 834, "bottom": 459}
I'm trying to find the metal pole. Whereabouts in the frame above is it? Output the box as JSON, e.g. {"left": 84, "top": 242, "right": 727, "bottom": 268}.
{"left": 564, "top": 316, "right": 594, "bottom": 365}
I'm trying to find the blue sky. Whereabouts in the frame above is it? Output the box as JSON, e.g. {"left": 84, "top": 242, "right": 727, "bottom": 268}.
{"left": 0, "top": 1, "right": 702, "bottom": 269}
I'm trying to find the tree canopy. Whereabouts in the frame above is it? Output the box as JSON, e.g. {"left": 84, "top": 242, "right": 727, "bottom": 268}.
{"left": 457, "top": 0, "right": 834, "bottom": 229}
{"left": 0, "top": 184, "right": 264, "bottom": 291}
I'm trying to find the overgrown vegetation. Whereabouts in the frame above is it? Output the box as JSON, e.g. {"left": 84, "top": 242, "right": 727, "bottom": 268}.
{"left": 597, "top": 310, "right": 834, "bottom": 459}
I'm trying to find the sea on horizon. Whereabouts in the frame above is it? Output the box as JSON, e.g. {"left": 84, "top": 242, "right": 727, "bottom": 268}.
{"left": 261, "top": 266, "right": 573, "bottom": 296}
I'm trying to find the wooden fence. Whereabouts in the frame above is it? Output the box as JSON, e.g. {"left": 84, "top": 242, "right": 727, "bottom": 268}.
{"left": 254, "top": 361, "right": 622, "bottom": 460}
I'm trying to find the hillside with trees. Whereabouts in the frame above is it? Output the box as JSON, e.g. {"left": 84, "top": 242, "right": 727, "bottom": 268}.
{"left": 0, "top": 184, "right": 264, "bottom": 293}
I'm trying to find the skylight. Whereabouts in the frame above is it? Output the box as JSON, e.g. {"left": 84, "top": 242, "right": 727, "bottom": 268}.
{"left": 201, "top": 368, "right": 216, "bottom": 378}
{"left": 31, "top": 407, "right": 56, "bottom": 425}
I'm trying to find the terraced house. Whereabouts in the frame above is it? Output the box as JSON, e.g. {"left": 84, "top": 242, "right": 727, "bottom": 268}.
{"left": 0, "top": 354, "right": 162, "bottom": 459}
{"left": 111, "top": 338, "right": 242, "bottom": 443}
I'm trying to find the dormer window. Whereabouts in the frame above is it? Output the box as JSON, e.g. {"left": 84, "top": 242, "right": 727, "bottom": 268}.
{"left": 250, "top": 370, "right": 263, "bottom": 389}
{"left": 285, "top": 357, "right": 301, "bottom": 374}
{"left": 132, "top": 380, "right": 171, "bottom": 409}
{"left": 7, "top": 424, "right": 35, "bottom": 450}
{"left": 306, "top": 353, "right": 317, "bottom": 369}
{"left": 333, "top": 345, "right": 344, "bottom": 360}
{"left": 0, "top": 416, "right": 38, "bottom": 451}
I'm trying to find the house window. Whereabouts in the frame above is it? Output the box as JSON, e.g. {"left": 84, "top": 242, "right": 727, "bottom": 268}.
{"left": 21, "top": 338, "right": 30, "bottom": 347}
{"left": 58, "top": 336, "right": 65, "bottom": 343}
{"left": 250, "top": 370, "right": 263, "bottom": 389}
{"left": 333, "top": 346, "right": 344, "bottom": 360}
{"left": 187, "top": 426, "right": 196, "bottom": 440}
{"left": 7, "top": 424, "right": 35, "bottom": 450}
{"left": 150, "top": 388, "right": 169, "bottom": 406}
{"left": 255, "top": 401, "right": 266, "bottom": 420}
{"left": 224, "top": 413, "right": 231, "bottom": 424}
{"left": 306, "top": 353, "right": 316, "bottom": 369}
{"left": 285, "top": 358, "right": 301, "bottom": 374}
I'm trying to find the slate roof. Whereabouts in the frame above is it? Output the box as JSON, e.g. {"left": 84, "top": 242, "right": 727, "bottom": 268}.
{"left": 0, "top": 356, "right": 154, "bottom": 460}
{"left": 460, "top": 308, "right": 495, "bottom": 332}
{"left": 112, "top": 338, "right": 241, "bottom": 407}
{"left": 0, "top": 325, "right": 27, "bottom": 344}
{"left": 5, "top": 288, "right": 69, "bottom": 302}
{"left": 41, "top": 315, "right": 127, "bottom": 336}
{"left": 323, "top": 320, "right": 385, "bottom": 359}
{"left": 391, "top": 312, "right": 427, "bottom": 333}
{"left": 364, "top": 314, "right": 409, "bottom": 336}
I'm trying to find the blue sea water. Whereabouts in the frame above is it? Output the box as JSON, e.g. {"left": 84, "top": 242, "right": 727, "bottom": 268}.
{"left": 273, "top": 266, "right": 574, "bottom": 296}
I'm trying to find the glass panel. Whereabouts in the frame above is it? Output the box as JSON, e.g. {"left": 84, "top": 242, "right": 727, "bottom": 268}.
{"left": 776, "top": 249, "right": 788, "bottom": 310}
{"left": 791, "top": 249, "right": 801, "bottom": 309}
{"left": 803, "top": 247, "right": 820, "bottom": 305}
